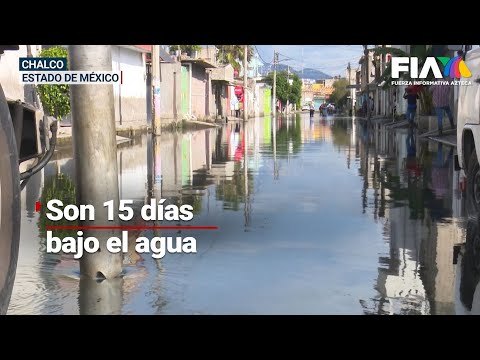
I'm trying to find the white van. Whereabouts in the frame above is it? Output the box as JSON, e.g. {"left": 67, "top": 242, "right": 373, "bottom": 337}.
{"left": 456, "top": 45, "right": 480, "bottom": 214}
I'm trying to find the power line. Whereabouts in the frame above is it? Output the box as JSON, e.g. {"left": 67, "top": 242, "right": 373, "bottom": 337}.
{"left": 255, "top": 46, "right": 363, "bottom": 76}
{"left": 284, "top": 56, "right": 362, "bottom": 74}
{"left": 253, "top": 45, "right": 273, "bottom": 65}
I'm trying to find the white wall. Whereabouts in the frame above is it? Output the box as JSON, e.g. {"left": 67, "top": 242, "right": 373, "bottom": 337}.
{"left": 112, "top": 46, "right": 147, "bottom": 128}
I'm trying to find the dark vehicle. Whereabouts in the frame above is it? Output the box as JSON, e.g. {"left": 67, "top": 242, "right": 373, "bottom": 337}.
{"left": 0, "top": 46, "right": 57, "bottom": 314}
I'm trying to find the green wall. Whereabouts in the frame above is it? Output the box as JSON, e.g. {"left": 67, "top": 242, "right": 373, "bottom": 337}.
{"left": 264, "top": 88, "right": 271, "bottom": 115}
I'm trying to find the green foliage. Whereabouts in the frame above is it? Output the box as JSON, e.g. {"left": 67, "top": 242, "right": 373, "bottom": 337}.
{"left": 371, "top": 46, "right": 408, "bottom": 58}
{"left": 216, "top": 162, "right": 253, "bottom": 211}
{"left": 331, "top": 119, "right": 351, "bottom": 147}
{"left": 274, "top": 114, "right": 302, "bottom": 155}
{"left": 289, "top": 73, "right": 302, "bottom": 107}
{"left": 215, "top": 45, "right": 254, "bottom": 70}
{"left": 265, "top": 71, "right": 302, "bottom": 107}
{"left": 38, "top": 173, "right": 77, "bottom": 238}
{"left": 328, "top": 78, "right": 349, "bottom": 108}
{"left": 175, "top": 194, "right": 203, "bottom": 214}
{"left": 36, "top": 46, "right": 70, "bottom": 120}
{"left": 170, "top": 45, "right": 202, "bottom": 54}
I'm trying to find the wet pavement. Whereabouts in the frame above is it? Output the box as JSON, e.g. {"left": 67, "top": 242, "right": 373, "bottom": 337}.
{"left": 7, "top": 113, "right": 479, "bottom": 314}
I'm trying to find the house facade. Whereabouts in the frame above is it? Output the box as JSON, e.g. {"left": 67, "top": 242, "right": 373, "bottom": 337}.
{"left": 180, "top": 58, "right": 216, "bottom": 120}
{"left": 211, "top": 64, "right": 235, "bottom": 119}
{"left": 112, "top": 45, "right": 149, "bottom": 131}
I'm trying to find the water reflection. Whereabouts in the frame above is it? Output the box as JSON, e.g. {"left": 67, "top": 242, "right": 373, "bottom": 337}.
{"left": 79, "top": 277, "right": 123, "bottom": 315}
{"left": 357, "top": 120, "right": 466, "bottom": 314}
{"left": 7, "top": 113, "right": 480, "bottom": 314}
{"left": 458, "top": 218, "right": 480, "bottom": 314}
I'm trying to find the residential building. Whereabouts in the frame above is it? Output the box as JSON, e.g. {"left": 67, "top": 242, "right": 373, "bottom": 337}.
{"left": 345, "top": 64, "right": 357, "bottom": 114}
{"left": 211, "top": 64, "right": 235, "bottom": 119}
{"left": 180, "top": 49, "right": 217, "bottom": 120}
{"left": 111, "top": 45, "right": 149, "bottom": 131}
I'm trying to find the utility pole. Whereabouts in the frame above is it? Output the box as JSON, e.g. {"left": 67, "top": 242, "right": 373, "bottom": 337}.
{"left": 152, "top": 45, "right": 161, "bottom": 135}
{"left": 286, "top": 65, "right": 290, "bottom": 115}
{"left": 273, "top": 51, "right": 277, "bottom": 117}
{"left": 69, "top": 45, "right": 122, "bottom": 279}
{"left": 347, "top": 62, "right": 352, "bottom": 116}
{"left": 243, "top": 44, "right": 248, "bottom": 121}
{"left": 364, "top": 45, "right": 371, "bottom": 120}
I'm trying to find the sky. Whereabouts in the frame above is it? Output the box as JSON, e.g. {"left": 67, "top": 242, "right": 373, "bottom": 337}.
{"left": 255, "top": 45, "right": 364, "bottom": 77}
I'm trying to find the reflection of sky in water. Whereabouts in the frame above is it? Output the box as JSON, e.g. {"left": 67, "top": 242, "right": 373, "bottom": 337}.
{"left": 7, "top": 115, "right": 473, "bottom": 314}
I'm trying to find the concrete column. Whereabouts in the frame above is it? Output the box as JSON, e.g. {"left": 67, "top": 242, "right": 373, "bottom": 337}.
{"left": 243, "top": 45, "right": 248, "bottom": 121}
{"left": 79, "top": 277, "right": 123, "bottom": 315}
{"left": 152, "top": 45, "right": 162, "bottom": 135}
{"left": 69, "top": 45, "right": 122, "bottom": 279}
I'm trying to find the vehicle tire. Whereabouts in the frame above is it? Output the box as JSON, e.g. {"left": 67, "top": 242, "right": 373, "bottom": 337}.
{"left": 460, "top": 218, "right": 480, "bottom": 310}
{"left": 0, "top": 84, "right": 20, "bottom": 315}
{"left": 467, "top": 148, "right": 480, "bottom": 217}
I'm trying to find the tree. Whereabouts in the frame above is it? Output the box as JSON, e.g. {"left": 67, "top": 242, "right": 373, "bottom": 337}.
{"left": 215, "top": 45, "right": 254, "bottom": 71}
{"left": 36, "top": 46, "right": 70, "bottom": 120}
{"left": 288, "top": 73, "right": 302, "bottom": 107}
{"left": 328, "top": 78, "right": 349, "bottom": 108}
{"left": 265, "top": 71, "right": 302, "bottom": 108}
{"left": 169, "top": 45, "right": 202, "bottom": 55}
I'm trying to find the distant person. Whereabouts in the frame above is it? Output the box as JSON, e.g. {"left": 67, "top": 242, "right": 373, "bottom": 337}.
{"left": 403, "top": 87, "right": 419, "bottom": 126}
{"left": 406, "top": 126, "right": 416, "bottom": 158}
{"left": 234, "top": 103, "right": 240, "bottom": 118}
{"left": 405, "top": 128, "right": 420, "bottom": 179}
{"left": 309, "top": 103, "right": 315, "bottom": 117}
{"left": 429, "top": 80, "right": 455, "bottom": 136}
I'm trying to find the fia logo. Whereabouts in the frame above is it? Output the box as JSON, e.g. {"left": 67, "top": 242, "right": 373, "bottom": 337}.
{"left": 391, "top": 56, "right": 471, "bottom": 79}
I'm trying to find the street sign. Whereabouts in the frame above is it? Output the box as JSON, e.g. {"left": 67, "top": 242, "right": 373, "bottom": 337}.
{"left": 347, "top": 84, "right": 361, "bottom": 89}
{"left": 234, "top": 85, "right": 243, "bottom": 95}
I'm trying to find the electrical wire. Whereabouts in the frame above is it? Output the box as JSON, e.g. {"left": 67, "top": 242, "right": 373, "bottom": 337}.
{"left": 255, "top": 46, "right": 363, "bottom": 76}
{"left": 253, "top": 45, "right": 273, "bottom": 65}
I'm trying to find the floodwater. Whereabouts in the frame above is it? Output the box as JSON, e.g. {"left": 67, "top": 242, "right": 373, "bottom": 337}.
{"left": 7, "top": 113, "right": 480, "bottom": 314}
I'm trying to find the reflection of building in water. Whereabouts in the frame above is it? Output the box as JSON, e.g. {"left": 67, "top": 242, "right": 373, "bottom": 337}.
{"left": 117, "top": 136, "right": 148, "bottom": 206}
{"left": 159, "top": 132, "right": 182, "bottom": 197}
{"left": 421, "top": 146, "right": 466, "bottom": 314}
{"left": 454, "top": 219, "right": 480, "bottom": 314}
{"left": 356, "top": 122, "right": 466, "bottom": 314}
{"left": 421, "top": 219, "right": 466, "bottom": 314}
{"left": 300, "top": 117, "right": 332, "bottom": 143}
{"left": 377, "top": 205, "right": 430, "bottom": 315}
{"left": 11, "top": 137, "right": 153, "bottom": 314}
{"left": 159, "top": 130, "right": 216, "bottom": 197}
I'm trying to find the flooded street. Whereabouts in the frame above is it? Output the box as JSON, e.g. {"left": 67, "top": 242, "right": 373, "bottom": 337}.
{"left": 8, "top": 113, "right": 475, "bottom": 314}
